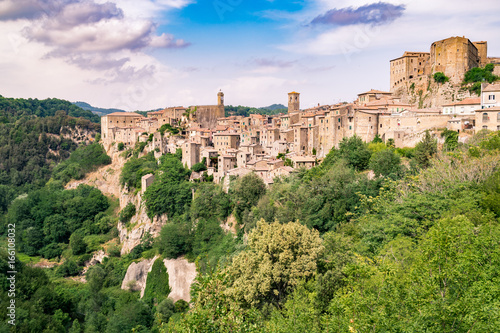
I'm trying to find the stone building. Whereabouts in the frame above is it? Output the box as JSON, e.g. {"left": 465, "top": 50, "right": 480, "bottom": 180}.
{"left": 158, "top": 107, "right": 186, "bottom": 127}
{"left": 390, "top": 36, "right": 492, "bottom": 91}
{"left": 431, "top": 37, "right": 482, "bottom": 84}
{"left": 442, "top": 98, "right": 481, "bottom": 115}
{"left": 101, "top": 112, "right": 145, "bottom": 145}
{"left": 182, "top": 141, "right": 201, "bottom": 169}
{"left": 189, "top": 91, "right": 225, "bottom": 129}
{"left": 482, "top": 83, "right": 500, "bottom": 109}
{"left": 476, "top": 107, "right": 500, "bottom": 132}
{"left": 141, "top": 174, "right": 155, "bottom": 194}
{"left": 288, "top": 91, "right": 300, "bottom": 113}
{"left": 213, "top": 132, "right": 241, "bottom": 153}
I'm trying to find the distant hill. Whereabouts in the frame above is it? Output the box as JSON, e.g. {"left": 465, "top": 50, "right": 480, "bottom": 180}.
{"left": 73, "top": 101, "right": 163, "bottom": 117}
{"left": 73, "top": 101, "right": 126, "bottom": 116}
{"left": 262, "top": 104, "right": 287, "bottom": 111}
{"left": 225, "top": 104, "right": 287, "bottom": 117}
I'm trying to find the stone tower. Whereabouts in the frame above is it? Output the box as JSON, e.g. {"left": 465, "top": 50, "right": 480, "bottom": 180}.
{"left": 473, "top": 41, "right": 488, "bottom": 67}
{"left": 217, "top": 90, "right": 224, "bottom": 106}
{"left": 288, "top": 91, "right": 300, "bottom": 113}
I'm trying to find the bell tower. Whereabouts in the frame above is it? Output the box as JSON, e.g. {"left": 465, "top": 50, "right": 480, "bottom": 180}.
{"left": 288, "top": 91, "right": 300, "bottom": 113}
{"left": 217, "top": 90, "right": 224, "bottom": 106}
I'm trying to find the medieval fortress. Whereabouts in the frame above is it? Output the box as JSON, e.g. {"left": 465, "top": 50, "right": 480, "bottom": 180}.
{"left": 102, "top": 36, "right": 500, "bottom": 185}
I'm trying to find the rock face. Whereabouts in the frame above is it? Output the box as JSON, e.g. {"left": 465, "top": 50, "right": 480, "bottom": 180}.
{"left": 65, "top": 149, "right": 126, "bottom": 198}
{"left": 163, "top": 258, "right": 197, "bottom": 303}
{"left": 117, "top": 191, "right": 167, "bottom": 255}
{"left": 121, "top": 257, "right": 197, "bottom": 302}
{"left": 394, "top": 79, "right": 475, "bottom": 109}
{"left": 121, "top": 256, "right": 159, "bottom": 297}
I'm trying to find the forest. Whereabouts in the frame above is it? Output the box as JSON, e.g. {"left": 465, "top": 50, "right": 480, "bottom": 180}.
{"left": 1, "top": 97, "right": 500, "bottom": 332}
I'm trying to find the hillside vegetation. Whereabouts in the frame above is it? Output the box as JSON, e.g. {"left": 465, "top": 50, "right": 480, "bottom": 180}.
{"left": 0, "top": 96, "right": 102, "bottom": 210}
{"left": 2, "top": 123, "right": 500, "bottom": 332}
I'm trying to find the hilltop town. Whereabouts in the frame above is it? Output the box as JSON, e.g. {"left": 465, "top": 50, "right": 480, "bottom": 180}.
{"left": 101, "top": 36, "right": 500, "bottom": 186}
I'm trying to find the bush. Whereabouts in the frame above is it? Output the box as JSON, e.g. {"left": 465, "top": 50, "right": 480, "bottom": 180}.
{"left": 120, "top": 153, "right": 158, "bottom": 190}
{"left": 119, "top": 203, "right": 136, "bottom": 223}
{"left": 56, "top": 259, "right": 80, "bottom": 277}
{"left": 192, "top": 162, "right": 207, "bottom": 173}
{"left": 52, "top": 143, "right": 111, "bottom": 183}
{"left": 433, "top": 72, "right": 449, "bottom": 84}
{"left": 118, "top": 142, "right": 125, "bottom": 151}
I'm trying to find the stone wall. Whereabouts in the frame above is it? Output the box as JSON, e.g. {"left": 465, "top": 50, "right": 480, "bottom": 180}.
{"left": 393, "top": 78, "right": 474, "bottom": 109}
{"left": 431, "top": 37, "right": 480, "bottom": 85}
{"left": 192, "top": 105, "right": 224, "bottom": 129}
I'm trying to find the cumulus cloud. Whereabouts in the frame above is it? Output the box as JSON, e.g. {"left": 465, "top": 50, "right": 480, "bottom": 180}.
{"left": 0, "top": 0, "right": 190, "bottom": 77}
{"left": 0, "top": 0, "right": 63, "bottom": 21}
{"left": 311, "top": 2, "right": 405, "bottom": 26}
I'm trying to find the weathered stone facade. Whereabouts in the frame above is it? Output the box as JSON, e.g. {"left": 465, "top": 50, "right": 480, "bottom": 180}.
{"left": 390, "top": 36, "right": 493, "bottom": 92}
{"left": 288, "top": 91, "right": 300, "bottom": 113}
{"left": 476, "top": 107, "right": 500, "bottom": 132}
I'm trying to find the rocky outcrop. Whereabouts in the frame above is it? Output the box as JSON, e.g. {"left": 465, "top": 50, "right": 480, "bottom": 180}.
{"left": 65, "top": 149, "right": 126, "bottom": 198}
{"left": 121, "top": 257, "right": 197, "bottom": 302}
{"left": 163, "top": 258, "right": 197, "bottom": 303}
{"left": 117, "top": 191, "right": 167, "bottom": 255}
{"left": 394, "top": 78, "right": 475, "bottom": 109}
{"left": 121, "top": 256, "right": 159, "bottom": 297}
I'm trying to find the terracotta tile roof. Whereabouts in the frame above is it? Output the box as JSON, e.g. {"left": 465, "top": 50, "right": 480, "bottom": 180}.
{"left": 358, "top": 89, "right": 392, "bottom": 96}
{"left": 442, "top": 98, "right": 481, "bottom": 107}
{"left": 483, "top": 83, "right": 500, "bottom": 92}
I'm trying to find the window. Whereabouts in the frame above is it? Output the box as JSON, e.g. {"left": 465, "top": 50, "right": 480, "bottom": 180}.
{"left": 398, "top": 134, "right": 401, "bottom": 138}
{"left": 369, "top": 117, "right": 372, "bottom": 122}
{"left": 483, "top": 125, "right": 488, "bottom": 129}
{"left": 349, "top": 126, "right": 352, "bottom": 130}
{"left": 489, "top": 95, "right": 496, "bottom": 101}
{"left": 380, "top": 124, "right": 383, "bottom": 128}
{"left": 497, "top": 113, "right": 500, "bottom": 122}
{"left": 483, "top": 113, "right": 489, "bottom": 122}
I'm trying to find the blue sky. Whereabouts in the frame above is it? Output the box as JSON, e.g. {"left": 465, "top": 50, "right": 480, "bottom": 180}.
{"left": 0, "top": 0, "right": 500, "bottom": 110}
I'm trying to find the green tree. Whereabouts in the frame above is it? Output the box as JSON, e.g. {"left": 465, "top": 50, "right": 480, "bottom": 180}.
{"left": 369, "top": 148, "right": 403, "bottom": 178}
{"left": 143, "top": 258, "right": 171, "bottom": 305}
{"left": 70, "top": 232, "right": 87, "bottom": 255}
{"left": 191, "top": 183, "right": 232, "bottom": 221}
{"left": 157, "top": 221, "right": 192, "bottom": 259}
{"left": 371, "top": 134, "right": 383, "bottom": 143}
{"left": 441, "top": 129, "right": 459, "bottom": 151}
{"left": 337, "top": 135, "right": 372, "bottom": 171}
{"left": 225, "top": 220, "right": 323, "bottom": 307}
{"left": 413, "top": 130, "right": 437, "bottom": 169}
{"left": 230, "top": 173, "right": 266, "bottom": 224}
